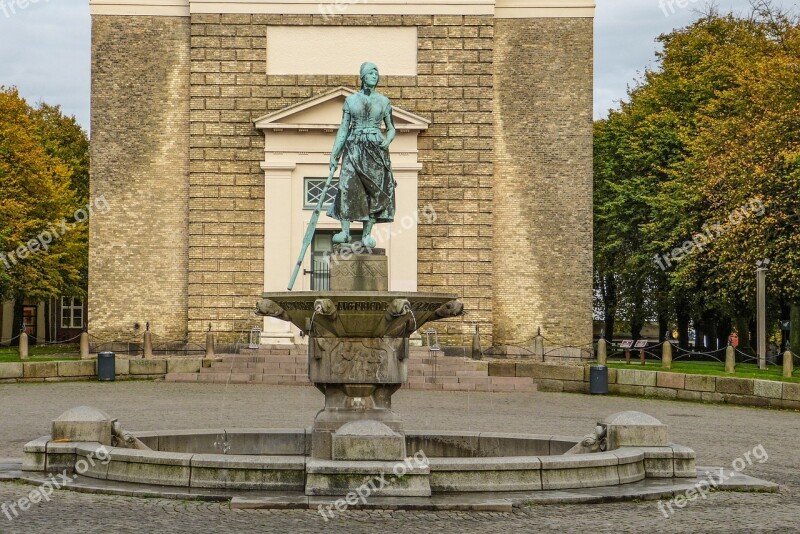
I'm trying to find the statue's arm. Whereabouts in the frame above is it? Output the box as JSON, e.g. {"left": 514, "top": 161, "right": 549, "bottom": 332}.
{"left": 380, "top": 103, "right": 396, "bottom": 150}
{"left": 329, "top": 103, "right": 351, "bottom": 171}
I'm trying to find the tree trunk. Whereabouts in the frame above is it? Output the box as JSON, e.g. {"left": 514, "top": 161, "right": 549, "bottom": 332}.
{"left": 717, "top": 316, "right": 732, "bottom": 349}
{"left": 705, "top": 316, "right": 718, "bottom": 350}
{"left": 629, "top": 288, "right": 645, "bottom": 341}
{"left": 44, "top": 299, "right": 51, "bottom": 343}
{"left": 676, "top": 298, "right": 690, "bottom": 350}
{"left": 693, "top": 318, "right": 704, "bottom": 351}
{"left": 736, "top": 316, "right": 752, "bottom": 354}
{"left": 603, "top": 274, "right": 617, "bottom": 342}
{"left": 11, "top": 299, "right": 24, "bottom": 347}
{"left": 658, "top": 313, "right": 669, "bottom": 343}
{"left": 630, "top": 318, "right": 644, "bottom": 341}
{"left": 791, "top": 302, "right": 800, "bottom": 356}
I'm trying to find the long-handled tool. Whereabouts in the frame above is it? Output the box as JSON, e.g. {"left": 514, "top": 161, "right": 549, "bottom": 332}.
{"left": 287, "top": 166, "right": 337, "bottom": 291}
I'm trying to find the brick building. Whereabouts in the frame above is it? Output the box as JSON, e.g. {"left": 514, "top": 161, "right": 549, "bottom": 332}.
{"left": 88, "top": 0, "right": 594, "bottom": 353}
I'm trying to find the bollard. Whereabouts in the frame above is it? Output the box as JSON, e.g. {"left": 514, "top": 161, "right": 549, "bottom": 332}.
{"left": 143, "top": 329, "right": 153, "bottom": 359}
{"left": 206, "top": 329, "right": 215, "bottom": 359}
{"left": 784, "top": 351, "right": 794, "bottom": 378}
{"left": 80, "top": 331, "right": 90, "bottom": 359}
{"left": 662, "top": 342, "right": 672, "bottom": 370}
{"left": 596, "top": 339, "right": 607, "bottom": 365}
{"left": 533, "top": 334, "right": 545, "bottom": 361}
{"left": 19, "top": 332, "right": 29, "bottom": 360}
{"left": 471, "top": 324, "right": 482, "bottom": 361}
{"left": 725, "top": 345, "right": 736, "bottom": 373}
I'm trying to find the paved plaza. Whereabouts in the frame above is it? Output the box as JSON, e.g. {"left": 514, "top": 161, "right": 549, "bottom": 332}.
{"left": 0, "top": 382, "right": 798, "bottom": 533}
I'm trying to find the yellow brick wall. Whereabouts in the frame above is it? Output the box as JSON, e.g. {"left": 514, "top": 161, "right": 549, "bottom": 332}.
{"left": 492, "top": 17, "right": 594, "bottom": 349}
{"left": 88, "top": 14, "right": 594, "bottom": 350}
{"left": 187, "top": 14, "right": 495, "bottom": 344}
{"left": 89, "top": 16, "right": 191, "bottom": 341}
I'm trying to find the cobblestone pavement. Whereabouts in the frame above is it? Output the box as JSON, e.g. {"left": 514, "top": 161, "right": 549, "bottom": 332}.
{"left": 0, "top": 381, "right": 798, "bottom": 533}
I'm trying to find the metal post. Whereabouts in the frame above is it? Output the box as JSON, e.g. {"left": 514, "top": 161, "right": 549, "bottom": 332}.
{"left": 756, "top": 260, "right": 769, "bottom": 370}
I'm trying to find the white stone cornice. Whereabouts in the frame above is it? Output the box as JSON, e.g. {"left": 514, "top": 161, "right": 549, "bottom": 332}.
{"left": 192, "top": 0, "right": 494, "bottom": 16}
{"left": 90, "top": 0, "right": 190, "bottom": 16}
{"left": 494, "top": 0, "right": 595, "bottom": 18}
{"left": 91, "top": 0, "right": 594, "bottom": 18}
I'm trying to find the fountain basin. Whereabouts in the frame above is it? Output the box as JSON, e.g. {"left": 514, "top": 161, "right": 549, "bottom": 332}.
{"left": 257, "top": 291, "right": 461, "bottom": 339}
{"left": 22, "top": 429, "right": 697, "bottom": 493}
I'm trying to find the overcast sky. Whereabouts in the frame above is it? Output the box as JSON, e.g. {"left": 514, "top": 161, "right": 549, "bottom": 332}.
{"left": 0, "top": 0, "right": 774, "bottom": 133}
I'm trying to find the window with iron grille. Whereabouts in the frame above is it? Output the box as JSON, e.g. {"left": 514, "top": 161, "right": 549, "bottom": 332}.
{"left": 304, "top": 177, "right": 339, "bottom": 209}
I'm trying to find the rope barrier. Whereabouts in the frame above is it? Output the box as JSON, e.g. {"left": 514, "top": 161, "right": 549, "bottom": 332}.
{"left": 671, "top": 345, "right": 728, "bottom": 357}
{"left": 0, "top": 334, "right": 22, "bottom": 344}
{"left": 23, "top": 332, "right": 84, "bottom": 345}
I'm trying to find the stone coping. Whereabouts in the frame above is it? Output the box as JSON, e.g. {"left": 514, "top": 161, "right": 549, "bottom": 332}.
{"left": 1, "top": 460, "right": 777, "bottom": 508}
{"left": 22, "top": 430, "right": 697, "bottom": 492}
{"left": 0, "top": 358, "right": 213, "bottom": 383}
{"left": 487, "top": 361, "right": 800, "bottom": 410}
{"left": 6, "top": 356, "right": 794, "bottom": 412}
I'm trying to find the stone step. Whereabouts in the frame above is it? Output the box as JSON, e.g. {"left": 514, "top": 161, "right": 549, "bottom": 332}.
{"left": 221, "top": 355, "right": 306, "bottom": 364}
{"left": 167, "top": 373, "right": 535, "bottom": 392}
{"left": 401, "top": 382, "right": 537, "bottom": 393}
{"left": 239, "top": 347, "right": 306, "bottom": 356}
{"left": 205, "top": 362, "right": 308, "bottom": 371}
{"left": 455, "top": 370, "right": 490, "bottom": 377}
{"left": 165, "top": 373, "right": 198, "bottom": 382}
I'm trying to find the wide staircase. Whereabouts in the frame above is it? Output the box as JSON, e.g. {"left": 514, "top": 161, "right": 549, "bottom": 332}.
{"left": 166, "top": 344, "right": 536, "bottom": 392}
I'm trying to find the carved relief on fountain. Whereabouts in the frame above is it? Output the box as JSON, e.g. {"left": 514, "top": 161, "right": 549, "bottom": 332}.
{"left": 309, "top": 336, "right": 407, "bottom": 384}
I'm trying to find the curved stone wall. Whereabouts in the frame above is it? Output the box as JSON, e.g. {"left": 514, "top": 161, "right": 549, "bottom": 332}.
{"left": 24, "top": 430, "right": 696, "bottom": 493}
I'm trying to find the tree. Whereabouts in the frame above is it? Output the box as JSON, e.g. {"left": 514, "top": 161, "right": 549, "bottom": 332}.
{"left": 0, "top": 87, "right": 88, "bottom": 342}
{"left": 593, "top": 3, "right": 799, "bottom": 355}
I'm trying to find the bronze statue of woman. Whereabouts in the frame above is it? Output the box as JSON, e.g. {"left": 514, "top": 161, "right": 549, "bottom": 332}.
{"left": 327, "top": 62, "right": 396, "bottom": 248}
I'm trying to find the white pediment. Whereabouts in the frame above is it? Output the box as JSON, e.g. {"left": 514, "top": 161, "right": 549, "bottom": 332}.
{"left": 254, "top": 87, "right": 430, "bottom": 132}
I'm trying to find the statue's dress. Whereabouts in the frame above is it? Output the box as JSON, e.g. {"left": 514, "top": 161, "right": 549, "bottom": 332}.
{"left": 327, "top": 91, "right": 395, "bottom": 223}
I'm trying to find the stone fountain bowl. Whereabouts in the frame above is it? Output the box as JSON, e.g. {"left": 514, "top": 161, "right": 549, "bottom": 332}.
{"left": 257, "top": 291, "right": 462, "bottom": 339}
{"left": 22, "top": 428, "right": 699, "bottom": 494}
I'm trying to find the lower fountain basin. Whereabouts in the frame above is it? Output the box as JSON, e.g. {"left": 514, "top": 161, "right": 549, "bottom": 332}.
{"left": 23, "top": 429, "right": 697, "bottom": 493}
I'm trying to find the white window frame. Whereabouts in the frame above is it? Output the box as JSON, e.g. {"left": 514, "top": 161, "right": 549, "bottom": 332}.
{"left": 303, "top": 177, "right": 339, "bottom": 210}
{"left": 61, "top": 297, "right": 84, "bottom": 329}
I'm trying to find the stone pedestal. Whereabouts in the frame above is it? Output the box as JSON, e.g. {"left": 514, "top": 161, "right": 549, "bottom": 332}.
{"left": 310, "top": 384, "right": 404, "bottom": 460}
{"left": 330, "top": 246, "right": 388, "bottom": 291}
{"left": 332, "top": 420, "right": 406, "bottom": 461}
{"left": 308, "top": 333, "right": 410, "bottom": 460}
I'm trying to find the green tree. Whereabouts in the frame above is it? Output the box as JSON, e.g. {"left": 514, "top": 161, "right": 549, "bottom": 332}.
{"left": 594, "top": 4, "right": 799, "bottom": 354}
{"left": 0, "top": 87, "right": 88, "bottom": 342}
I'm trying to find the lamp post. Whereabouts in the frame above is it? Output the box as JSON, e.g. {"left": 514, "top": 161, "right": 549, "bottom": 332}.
{"left": 756, "top": 259, "right": 770, "bottom": 370}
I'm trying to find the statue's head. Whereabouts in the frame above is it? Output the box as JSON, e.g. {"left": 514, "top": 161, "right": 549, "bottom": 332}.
{"left": 359, "top": 62, "right": 380, "bottom": 89}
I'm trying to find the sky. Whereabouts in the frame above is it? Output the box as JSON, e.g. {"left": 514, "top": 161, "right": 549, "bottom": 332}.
{"left": 0, "top": 0, "right": 773, "bottom": 132}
